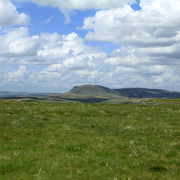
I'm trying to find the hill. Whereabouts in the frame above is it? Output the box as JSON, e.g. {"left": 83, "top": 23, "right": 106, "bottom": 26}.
{"left": 0, "top": 91, "right": 52, "bottom": 98}
{"left": 0, "top": 85, "right": 180, "bottom": 103}
{"left": 114, "top": 88, "right": 180, "bottom": 98}
{"left": 68, "top": 84, "right": 119, "bottom": 97}
{"left": 67, "top": 85, "right": 180, "bottom": 98}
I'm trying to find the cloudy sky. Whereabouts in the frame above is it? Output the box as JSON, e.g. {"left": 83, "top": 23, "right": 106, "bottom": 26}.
{"left": 0, "top": 0, "right": 180, "bottom": 93}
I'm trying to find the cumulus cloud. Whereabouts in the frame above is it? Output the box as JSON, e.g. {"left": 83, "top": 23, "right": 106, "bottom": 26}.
{"left": 30, "top": 0, "right": 136, "bottom": 23}
{"left": 1, "top": 27, "right": 179, "bottom": 92}
{"left": 0, "top": 27, "right": 106, "bottom": 91}
{"left": 82, "top": 0, "right": 180, "bottom": 49}
{"left": 4, "top": 42, "right": 179, "bottom": 92}
{"left": 8, "top": 65, "right": 28, "bottom": 82}
{"left": 104, "top": 47, "right": 149, "bottom": 66}
{"left": 103, "top": 45, "right": 180, "bottom": 90}
{"left": 0, "top": 0, "right": 29, "bottom": 27}
{"left": 0, "top": 27, "right": 105, "bottom": 65}
{"left": 31, "top": 0, "right": 135, "bottom": 10}
{"left": 0, "top": 27, "right": 40, "bottom": 58}
{"left": 80, "top": 0, "right": 180, "bottom": 76}
{"left": 0, "top": 0, "right": 179, "bottom": 92}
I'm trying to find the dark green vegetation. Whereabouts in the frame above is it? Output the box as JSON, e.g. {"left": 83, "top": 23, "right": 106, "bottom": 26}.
{"left": 1, "top": 85, "right": 180, "bottom": 103}
{"left": 69, "top": 85, "right": 120, "bottom": 97}
{"left": 0, "top": 92, "right": 53, "bottom": 98}
{"left": 69, "top": 85, "right": 180, "bottom": 99}
{"left": 114, "top": 88, "right": 180, "bottom": 98}
{"left": 0, "top": 99, "right": 180, "bottom": 179}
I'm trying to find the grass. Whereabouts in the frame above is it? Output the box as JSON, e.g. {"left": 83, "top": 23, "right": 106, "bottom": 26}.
{"left": 0, "top": 99, "right": 180, "bottom": 179}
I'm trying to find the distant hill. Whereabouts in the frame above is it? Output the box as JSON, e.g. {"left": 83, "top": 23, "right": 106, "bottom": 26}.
{"left": 0, "top": 85, "right": 180, "bottom": 103}
{"left": 68, "top": 84, "right": 119, "bottom": 97}
{"left": 114, "top": 88, "right": 180, "bottom": 98}
{"left": 67, "top": 85, "right": 180, "bottom": 99}
{"left": 0, "top": 92, "right": 53, "bottom": 98}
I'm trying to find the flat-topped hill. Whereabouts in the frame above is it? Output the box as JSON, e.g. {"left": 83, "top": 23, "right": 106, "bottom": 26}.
{"left": 67, "top": 85, "right": 180, "bottom": 99}
{"left": 1, "top": 84, "right": 180, "bottom": 103}
{"left": 68, "top": 84, "right": 119, "bottom": 97}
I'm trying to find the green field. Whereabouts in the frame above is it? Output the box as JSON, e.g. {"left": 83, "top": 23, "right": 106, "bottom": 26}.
{"left": 0, "top": 99, "right": 180, "bottom": 179}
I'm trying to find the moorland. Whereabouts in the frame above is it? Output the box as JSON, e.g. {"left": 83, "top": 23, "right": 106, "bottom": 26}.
{"left": 0, "top": 85, "right": 180, "bottom": 179}
{"left": 1, "top": 84, "right": 180, "bottom": 103}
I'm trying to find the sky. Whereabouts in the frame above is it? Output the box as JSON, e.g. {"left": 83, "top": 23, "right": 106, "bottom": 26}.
{"left": 0, "top": 0, "right": 180, "bottom": 93}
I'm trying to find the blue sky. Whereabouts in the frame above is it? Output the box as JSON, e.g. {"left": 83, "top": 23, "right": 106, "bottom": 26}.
{"left": 0, "top": 0, "right": 180, "bottom": 92}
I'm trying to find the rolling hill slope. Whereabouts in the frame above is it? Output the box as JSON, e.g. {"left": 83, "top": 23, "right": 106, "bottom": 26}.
{"left": 67, "top": 85, "right": 180, "bottom": 98}
{"left": 1, "top": 85, "right": 180, "bottom": 103}
{"left": 114, "top": 88, "right": 180, "bottom": 98}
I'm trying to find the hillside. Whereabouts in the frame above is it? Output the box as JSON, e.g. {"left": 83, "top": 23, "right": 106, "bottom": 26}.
{"left": 67, "top": 85, "right": 180, "bottom": 99}
{"left": 0, "top": 91, "right": 52, "bottom": 98}
{"left": 68, "top": 84, "right": 119, "bottom": 97}
{"left": 114, "top": 88, "right": 180, "bottom": 98}
{"left": 0, "top": 85, "right": 180, "bottom": 103}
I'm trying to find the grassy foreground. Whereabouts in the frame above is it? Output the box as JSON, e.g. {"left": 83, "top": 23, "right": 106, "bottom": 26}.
{"left": 0, "top": 100, "right": 180, "bottom": 179}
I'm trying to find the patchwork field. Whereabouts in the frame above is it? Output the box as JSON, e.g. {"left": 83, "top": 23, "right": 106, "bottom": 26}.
{"left": 0, "top": 99, "right": 180, "bottom": 179}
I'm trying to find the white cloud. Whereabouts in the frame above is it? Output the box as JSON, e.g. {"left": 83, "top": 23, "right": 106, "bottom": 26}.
{"left": 30, "top": 0, "right": 136, "bottom": 23}
{"left": 82, "top": 0, "right": 180, "bottom": 49}
{"left": 31, "top": 0, "right": 135, "bottom": 10}
{"left": 27, "top": 44, "right": 180, "bottom": 92}
{"left": 0, "top": 25, "right": 179, "bottom": 92}
{"left": 46, "top": 64, "right": 63, "bottom": 72}
{"left": 8, "top": 65, "right": 28, "bottom": 82}
{"left": 45, "top": 16, "right": 54, "bottom": 24}
{"left": 104, "top": 47, "right": 149, "bottom": 66}
{"left": 0, "top": 0, "right": 29, "bottom": 27}
{"left": 0, "top": 27, "right": 40, "bottom": 58}
{"left": 0, "top": 27, "right": 107, "bottom": 91}
{"left": 0, "top": 0, "right": 179, "bottom": 92}
{"left": 0, "top": 27, "right": 105, "bottom": 66}
{"left": 80, "top": 0, "right": 180, "bottom": 78}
